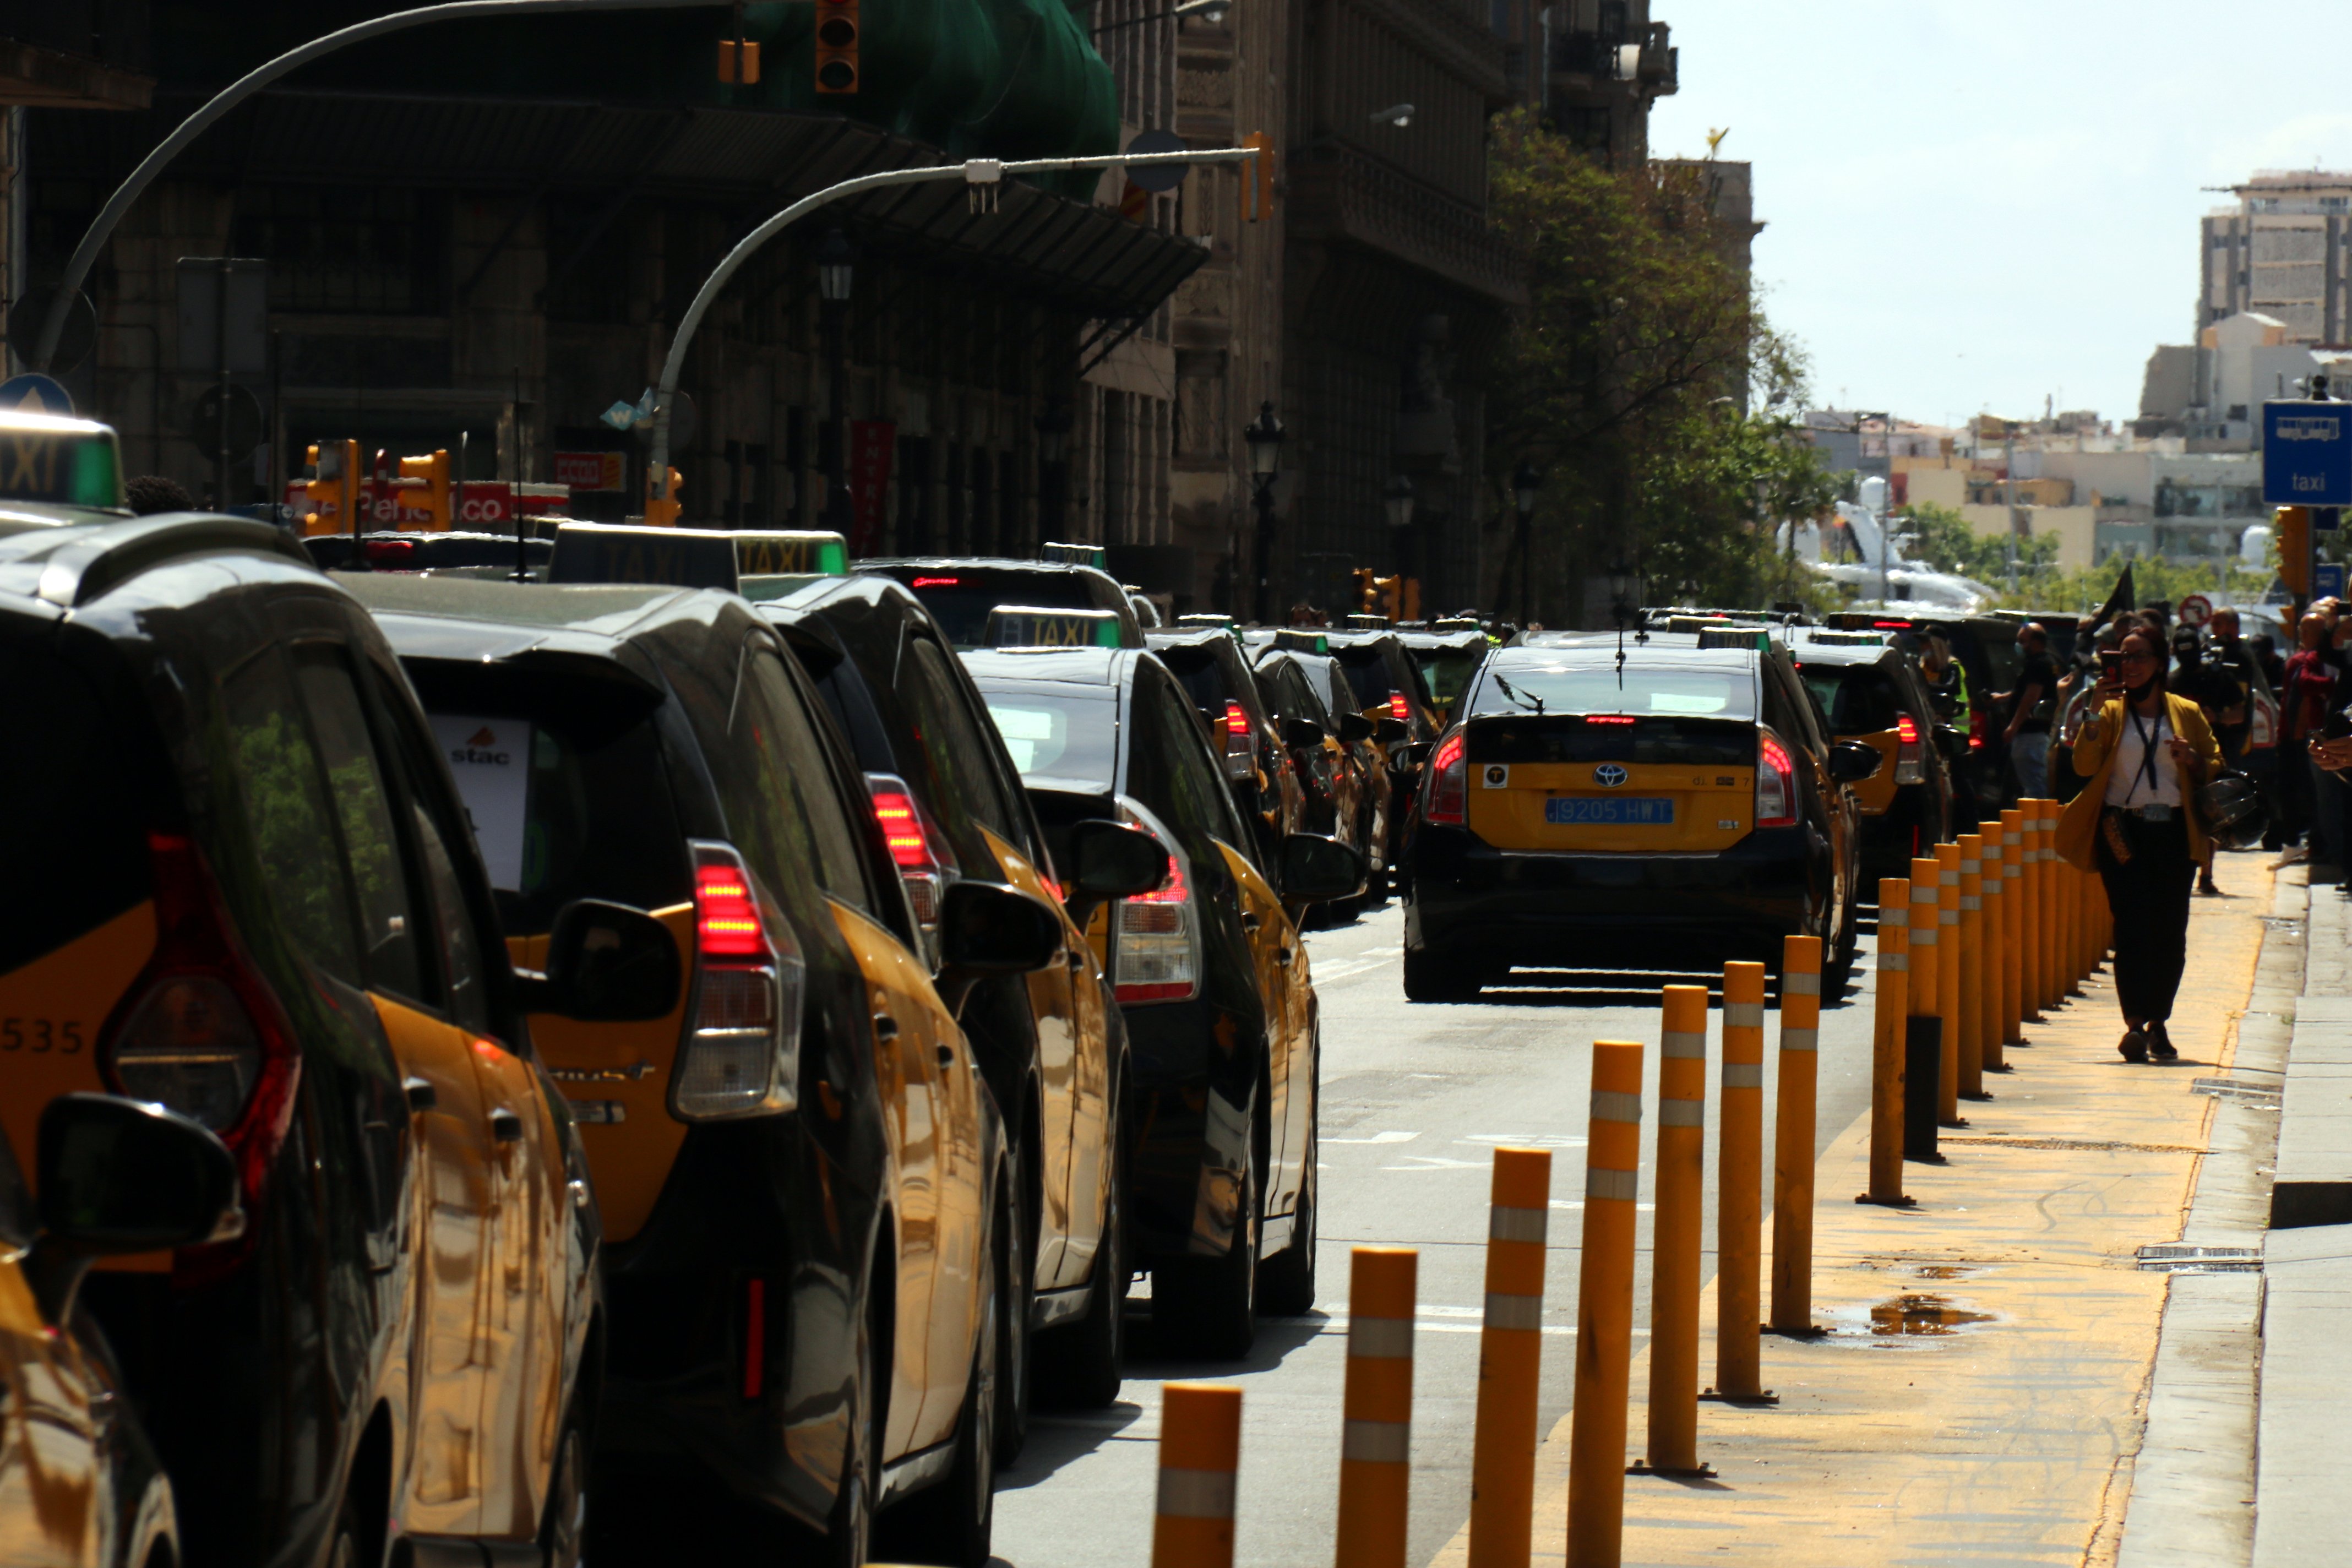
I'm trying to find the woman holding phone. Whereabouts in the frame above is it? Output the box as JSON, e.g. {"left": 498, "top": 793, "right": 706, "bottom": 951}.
{"left": 2056, "top": 625, "right": 2224, "bottom": 1062}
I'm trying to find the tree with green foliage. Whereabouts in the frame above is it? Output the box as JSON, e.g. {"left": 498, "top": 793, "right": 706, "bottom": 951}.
{"left": 1483, "top": 110, "right": 1840, "bottom": 622}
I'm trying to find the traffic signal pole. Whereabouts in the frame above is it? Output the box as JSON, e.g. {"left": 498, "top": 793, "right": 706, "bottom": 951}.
{"left": 31, "top": 0, "right": 740, "bottom": 373}
{"left": 641, "top": 144, "right": 1265, "bottom": 512}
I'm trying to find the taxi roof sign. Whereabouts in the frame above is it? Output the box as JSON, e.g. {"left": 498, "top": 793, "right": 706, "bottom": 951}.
{"left": 546, "top": 522, "right": 849, "bottom": 592}
{"left": 1270, "top": 628, "right": 1330, "bottom": 656}
{"left": 1040, "top": 540, "right": 1109, "bottom": 570}
{"left": 0, "top": 410, "right": 124, "bottom": 511}
{"left": 986, "top": 603, "right": 1124, "bottom": 649}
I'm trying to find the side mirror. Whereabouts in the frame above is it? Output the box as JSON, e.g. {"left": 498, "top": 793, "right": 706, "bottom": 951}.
{"left": 1935, "top": 726, "right": 1968, "bottom": 762}
{"left": 1335, "top": 711, "right": 1375, "bottom": 745}
{"left": 1281, "top": 716, "right": 1325, "bottom": 748}
{"left": 522, "top": 900, "right": 682, "bottom": 1021}
{"left": 30, "top": 1094, "right": 240, "bottom": 1322}
{"left": 1828, "top": 741, "right": 1883, "bottom": 783}
{"left": 1404, "top": 740, "right": 1434, "bottom": 766}
{"left": 1278, "top": 832, "right": 1366, "bottom": 902}
{"left": 1065, "top": 819, "right": 1171, "bottom": 932}
{"left": 940, "top": 881, "right": 1063, "bottom": 975}
{"left": 1375, "top": 717, "right": 1409, "bottom": 744}
{"left": 1929, "top": 692, "right": 1959, "bottom": 721}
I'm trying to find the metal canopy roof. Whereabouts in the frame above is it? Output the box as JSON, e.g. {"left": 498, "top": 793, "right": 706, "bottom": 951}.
{"left": 45, "top": 89, "right": 1207, "bottom": 323}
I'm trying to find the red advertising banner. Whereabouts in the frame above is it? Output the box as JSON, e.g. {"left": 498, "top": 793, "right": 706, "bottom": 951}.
{"left": 284, "top": 478, "right": 571, "bottom": 530}
{"left": 552, "top": 451, "right": 625, "bottom": 491}
{"left": 848, "top": 420, "right": 896, "bottom": 556}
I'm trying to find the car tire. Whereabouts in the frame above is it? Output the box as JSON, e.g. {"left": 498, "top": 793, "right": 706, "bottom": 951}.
{"left": 1152, "top": 1155, "right": 1258, "bottom": 1360}
{"left": 1256, "top": 1048, "right": 1318, "bottom": 1317}
{"left": 890, "top": 1184, "right": 1003, "bottom": 1568}
{"left": 1403, "top": 947, "right": 1481, "bottom": 1003}
{"left": 540, "top": 1398, "right": 591, "bottom": 1568}
{"left": 994, "top": 1143, "right": 1033, "bottom": 1468}
{"left": 1036, "top": 1072, "right": 1130, "bottom": 1409}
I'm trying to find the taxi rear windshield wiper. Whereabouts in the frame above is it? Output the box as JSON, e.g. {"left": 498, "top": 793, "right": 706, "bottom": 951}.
{"left": 1490, "top": 672, "right": 1544, "bottom": 714}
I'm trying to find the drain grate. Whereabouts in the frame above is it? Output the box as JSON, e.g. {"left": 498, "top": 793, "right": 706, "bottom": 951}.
{"left": 2136, "top": 1244, "right": 2262, "bottom": 1273}
{"left": 2193, "top": 1077, "right": 2283, "bottom": 1104}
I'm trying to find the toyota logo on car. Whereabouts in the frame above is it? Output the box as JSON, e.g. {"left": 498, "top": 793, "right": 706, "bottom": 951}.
{"left": 1593, "top": 763, "right": 1627, "bottom": 788}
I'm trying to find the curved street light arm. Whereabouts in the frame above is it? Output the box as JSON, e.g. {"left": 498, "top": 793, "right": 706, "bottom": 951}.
{"left": 646, "top": 144, "right": 1260, "bottom": 502}
{"left": 31, "top": 0, "right": 726, "bottom": 369}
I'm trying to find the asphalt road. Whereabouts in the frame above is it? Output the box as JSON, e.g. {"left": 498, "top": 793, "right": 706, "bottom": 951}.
{"left": 990, "top": 895, "right": 1882, "bottom": 1568}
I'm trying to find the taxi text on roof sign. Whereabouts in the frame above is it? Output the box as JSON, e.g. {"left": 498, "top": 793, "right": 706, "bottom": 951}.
{"left": 546, "top": 522, "right": 850, "bottom": 592}
{"left": 1039, "top": 540, "right": 1109, "bottom": 570}
{"left": 986, "top": 603, "right": 1124, "bottom": 649}
{"left": 0, "top": 411, "right": 125, "bottom": 511}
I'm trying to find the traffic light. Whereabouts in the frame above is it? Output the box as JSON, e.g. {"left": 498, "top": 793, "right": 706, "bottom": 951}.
{"left": 814, "top": 0, "right": 858, "bottom": 92}
{"left": 302, "top": 439, "right": 359, "bottom": 538}
{"left": 1353, "top": 567, "right": 1376, "bottom": 613}
{"left": 1401, "top": 576, "right": 1422, "bottom": 624}
{"left": 1372, "top": 573, "right": 1402, "bottom": 623}
{"left": 2278, "top": 505, "right": 2312, "bottom": 600}
{"left": 397, "top": 449, "right": 452, "bottom": 531}
{"left": 644, "top": 466, "right": 684, "bottom": 527}
{"left": 717, "top": 37, "right": 760, "bottom": 83}
{"left": 1241, "top": 132, "right": 1274, "bottom": 223}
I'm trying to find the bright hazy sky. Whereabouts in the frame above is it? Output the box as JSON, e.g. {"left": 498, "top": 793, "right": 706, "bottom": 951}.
{"left": 1647, "top": 2, "right": 2352, "bottom": 432}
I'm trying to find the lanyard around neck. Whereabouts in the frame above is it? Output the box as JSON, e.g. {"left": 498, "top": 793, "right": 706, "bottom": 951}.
{"left": 2125, "top": 700, "right": 2164, "bottom": 801}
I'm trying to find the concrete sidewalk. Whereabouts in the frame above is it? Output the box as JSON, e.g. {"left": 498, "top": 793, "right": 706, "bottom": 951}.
{"left": 1425, "top": 851, "right": 2278, "bottom": 1567}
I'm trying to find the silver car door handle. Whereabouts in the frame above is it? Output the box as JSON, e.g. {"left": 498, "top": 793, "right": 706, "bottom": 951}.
{"left": 1277, "top": 947, "right": 1295, "bottom": 966}
{"left": 874, "top": 1014, "right": 900, "bottom": 1042}
{"left": 490, "top": 1108, "right": 524, "bottom": 1143}
{"left": 402, "top": 1076, "right": 436, "bottom": 1113}
{"left": 935, "top": 1042, "right": 955, "bottom": 1068}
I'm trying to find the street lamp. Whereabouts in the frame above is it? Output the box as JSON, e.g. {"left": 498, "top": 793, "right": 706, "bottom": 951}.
{"left": 818, "top": 228, "right": 855, "bottom": 535}
{"left": 1382, "top": 473, "right": 1416, "bottom": 531}
{"left": 1511, "top": 460, "right": 1540, "bottom": 625}
{"left": 1243, "top": 401, "right": 1284, "bottom": 623}
{"left": 1609, "top": 559, "right": 1636, "bottom": 624}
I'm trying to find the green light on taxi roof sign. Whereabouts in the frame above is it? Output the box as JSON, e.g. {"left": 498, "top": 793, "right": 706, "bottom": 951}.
{"left": 0, "top": 414, "right": 125, "bottom": 509}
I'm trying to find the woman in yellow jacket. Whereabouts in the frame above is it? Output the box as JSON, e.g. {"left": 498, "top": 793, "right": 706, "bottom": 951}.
{"left": 2057, "top": 626, "right": 2223, "bottom": 1063}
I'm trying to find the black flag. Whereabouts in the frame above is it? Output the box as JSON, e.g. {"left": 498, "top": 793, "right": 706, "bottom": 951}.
{"left": 2092, "top": 562, "right": 2135, "bottom": 630}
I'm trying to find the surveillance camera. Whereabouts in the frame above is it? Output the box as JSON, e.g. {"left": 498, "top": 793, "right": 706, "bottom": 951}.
{"left": 1370, "top": 103, "right": 1414, "bottom": 128}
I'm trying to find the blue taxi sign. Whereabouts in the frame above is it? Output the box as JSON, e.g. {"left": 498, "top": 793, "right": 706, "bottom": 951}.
{"left": 2263, "top": 400, "right": 2352, "bottom": 506}
{"left": 986, "top": 604, "right": 1123, "bottom": 649}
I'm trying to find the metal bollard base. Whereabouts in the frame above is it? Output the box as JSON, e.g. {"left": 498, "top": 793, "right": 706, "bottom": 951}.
{"left": 1761, "top": 1321, "right": 1830, "bottom": 1340}
{"left": 1627, "top": 1460, "right": 1719, "bottom": 1478}
{"left": 1698, "top": 1386, "right": 1778, "bottom": 1405}
{"left": 1855, "top": 1190, "right": 1918, "bottom": 1206}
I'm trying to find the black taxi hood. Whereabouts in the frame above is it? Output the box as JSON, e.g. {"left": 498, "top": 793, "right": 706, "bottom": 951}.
{"left": 0, "top": 512, "right": 311, "bottom": 610}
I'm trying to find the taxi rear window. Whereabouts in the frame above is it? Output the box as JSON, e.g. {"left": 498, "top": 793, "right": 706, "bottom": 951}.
{"left": 899, "top": 571, "right": 1108, "bottom": 647}
{"left": 1796, "top": 664, "right": 1903, "bottom": 736}
{"left": 401, "top": 663, "right": 690, "bottom": 935}
{"left": 976, "top": 687, "right": 1120, "bottom": 790}
{"left": 1157, "top": 646, "right": 1235, "bottom": 722}
{"left": 1335, "top": 649, "right": 1393, "bottom": 711}
{"left": 1414, "top": 649, "right": 1482, "bottom": 707}
{"left": 1471, "top": 664, "right": 1755, "bottom": 722}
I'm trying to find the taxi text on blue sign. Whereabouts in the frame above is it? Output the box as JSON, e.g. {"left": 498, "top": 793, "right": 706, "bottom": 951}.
{"left": 2263, "top": 400, "right": 2352, "bottom": 507}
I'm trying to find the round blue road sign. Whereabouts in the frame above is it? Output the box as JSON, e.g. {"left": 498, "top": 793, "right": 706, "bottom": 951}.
{"left": 0, "top": 374, "right": 73, "bottom": 416}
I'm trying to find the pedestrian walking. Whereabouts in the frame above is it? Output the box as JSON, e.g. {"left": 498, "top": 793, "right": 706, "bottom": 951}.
{"left": 2281, "top": 611, "right": 2333, "bottom": 857}
{"left": 1996, "top": 621, "right": 2059, "bottom": 799}
{"left": 2056, "top": 627, "right": 2223, "bottom": 1063}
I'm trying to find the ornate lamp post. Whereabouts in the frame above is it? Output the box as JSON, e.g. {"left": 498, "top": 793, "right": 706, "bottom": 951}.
{"left": 1243, "top": 401, "right": 1285, "bottom": 623}
{"left": 1382, "top": 472, "right": 1417, "bottom": 597}
{"left": 817, "top": 227, "right": 855, "bottom": 535}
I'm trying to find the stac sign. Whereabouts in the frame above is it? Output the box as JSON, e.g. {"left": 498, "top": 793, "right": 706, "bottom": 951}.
{"left": 284, "top": 478, "right": 570, "bottom": 529}
{"left": 552, "top": 450, "right": 624, "bottom": 492}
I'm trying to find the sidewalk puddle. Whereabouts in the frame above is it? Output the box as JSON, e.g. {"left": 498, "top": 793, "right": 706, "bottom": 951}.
{"left": 1867, "top": 1293, "right": 1994, "bottom": 1337}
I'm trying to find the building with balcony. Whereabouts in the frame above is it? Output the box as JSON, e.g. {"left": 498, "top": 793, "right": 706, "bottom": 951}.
{"left": 1544, "top": 0, "right": 1675, "bottom": 168}
{"left": 2199, "top": 170, "right": 2352, "bottom": 345}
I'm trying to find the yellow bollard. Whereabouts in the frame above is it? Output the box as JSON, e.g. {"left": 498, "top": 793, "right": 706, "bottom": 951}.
{"left": 2040, "top": 799, "right": 2069, "bottom": 1004}
{"left": 1468, "top": 1148, "right": 1553, "bottom": 1568}
{"left": 1711, "top": 961, "right": 1770, "bottom": 1403}
{"left": 1567, "top": 1041, "right": 1645, "bottom": 1568}
{"left": 1336, "top": 1246, "right": 1415, "bottom": 1568}
{"left": 1978, "top": 821, "right": 2008, "bottom": 1072}
{"left": 1934, "top": 843, "right": 1964, "bottom": 1126}
{"left": 1859, "top": 879, "right": 1912, "bottom": 1206}
{"left": 1956, "top": 834, "right": 1987, "bottom": 1101}
{"left": 1998, "top": 809, "right": 2027, "bottom": 1048}
{"left": 1770, "top": 935, "right": 1823, "bottom": 1334}
{"left": 1153, "top": 1383, "right": 1244, "bottom": 1568}
{"left": 2018, "top": 804, "right": 2045, "bottom": 1023}
{"left": 1642, "top": 987, "right": 1708, "bottom": 1474}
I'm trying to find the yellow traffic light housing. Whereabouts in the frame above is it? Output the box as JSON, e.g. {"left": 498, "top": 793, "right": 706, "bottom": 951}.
{"left": 717, "top": 37, "right": 761, "bottom": 83}
{"left": 1372, "top": 574, "right": 1402, "bottom": 623}
{"left": 396, "top": 450, "right": 453, "bottom": 531}
{"left": 814, "top": 0, "right": 858, "bottom": 92}
{"left": 2278, "top": 505, "right": 2312, "bottom": 600}
{"left": 1241, "top": 132, "right": 1274, "bottom": 223}
{"left": 1353, "top": 567, "right": 1376, "bottom": 613}
{"left": 644, "top": 466, "right": 684, "bottom": 527}
{"left": 302, "top": 439, "right": 360, "bottom": 537}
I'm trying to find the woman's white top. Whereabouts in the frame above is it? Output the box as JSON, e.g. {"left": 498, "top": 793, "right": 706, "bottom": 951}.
{"left": 2104, "top": 704, "right": 2182, "bottom": 808}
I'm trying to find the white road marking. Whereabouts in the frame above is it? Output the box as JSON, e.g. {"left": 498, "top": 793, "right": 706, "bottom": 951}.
{"left": 1380, "top": 1155, "right": 1492, "bottom": 1170}
{"left": 1550, "top": 1199, "right": 1655, "bottom": 1212}
{"left": 1285, "top": 1313, "right": 1577, "bottom": 1338}
{"left": 1325, "top": 1130, "right": 1420, "bottom": 1145}
{"left": 1310, "top": 950, "right": 1402, "bottom": 982}
{"left": 1457, "top": 1133, "right": 1588, "bottom": 1149}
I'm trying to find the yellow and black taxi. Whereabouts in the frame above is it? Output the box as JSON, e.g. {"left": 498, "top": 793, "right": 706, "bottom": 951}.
{"left": 1394, "top": 624, "right": 1493, "bottom": 728}
{"left": 1146, "top": 624, "right": 1310, "bottom": 868}
{"left": 1787, "top": 628, "right": 1956, "bottom": 881}
{"left": 961, "top": 647, "right": 1363, "bottom": 1358}
{"left": 1249, "top": 640, "right": 1377, "bottom": 906}
{"left": 1322, "top": 629, "right": 1442, "bottom": 875}
{"left": 0, "top": 1094, "right": 239, "bottom": 1568}
{"left": 760, "top": 574, "right": 1158, "bottom": 1430}
{"left": 1822, "top": 609, "right": 2028, "bottom": 815}
{"left": 1403, "top": 628, "right": 1879, "bottom": 1000}
{"left": 861, "top": 553, "right": 1147, "bottom": 649}
{"left": 0, "top": 507, "right": 603, "bottom": 1568}
{"left": 341, "top": 567, "right": 1060, "bottom": 1567}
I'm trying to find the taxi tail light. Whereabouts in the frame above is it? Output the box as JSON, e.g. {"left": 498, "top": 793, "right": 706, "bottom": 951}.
{"left": 1968, "top": 709, "right": 1986, "bottom": 752}
{"left": 1756, "top": 728, "right": 1799, "bottom": 829}
{"left": 101, "top": 832, "right": 298, "bottom": 1217}
{"left": 1388, "top": 690, "right": 1410, "bottom": 723}
{"left": 1425, "top": 731, "right": 1467, "bottom": 825}
{"left": 1894, "top": 713, "right": 1925, "bottom": 785}
{"left": 864, "top": 774, "right": 957, "bottom": 956}
{"left": 1112, "top": 814, "right": 1198, "bottom": 1004}
{"left": 1222, "top": 700, "right": 1254, "bottom": 780}
{"left": 676, "top": 842, "right": 805, "bottom": 1121}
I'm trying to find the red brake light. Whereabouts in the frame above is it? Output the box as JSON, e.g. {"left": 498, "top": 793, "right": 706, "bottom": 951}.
{"left": 1585, "top": 714, "right": 1636, "bottom": 726}
{"left": 870, "top": 789, "right": 931, "bottom": 870}
{"left": 1389, "top": 690, "right": 1409, "bottom": 722}
{"left": 695, "top": 863, "right": 768, "bottom": 957}
{"left": 1872, "top": 620, "right": 1908, "bottom": 629}
{"left": 1225, "top": 700, "right": 1249, "bottom": 736}
{"left": 1896, "top": 714, "right": 1919, "bottom": 744}
{"left": 362, "top": 536, "right": 419, "bottom": 564}
{"left": 1756, "top": 730, "right": 1798, "bottom": 828}
{"left": 1427, "top": 731, "right": 1467, "bottom": 825}
{"left": 1968, "top": 709, "right": 1986, "bottom": 752}
{"left": 911, "top": 575, "right": 960, "bottom": 587}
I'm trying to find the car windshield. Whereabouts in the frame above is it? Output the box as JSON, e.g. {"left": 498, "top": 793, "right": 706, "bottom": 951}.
{"left": 403, "top": 663, "right": 691, "bottom": 934}
{"left": 1470, "top": 662, "right": 1755, "bottom": 721}
{"left": 1795, "top": 664, "right": 1902, "bottom": 735}
{"left": 1335, "top": 650, "right": 1393, "bottom": 711}
{"left": 1414, "top": 649, "right": 1482, "bottom": 708}
{"left": 896, "top": 570, "right": 1107, "bottom": 647}
{"left": 1157, "top": 647, "right": 1238, "bottom": 725}
{"left": 976, "top": 685, "right": 1122, "bottom": 791}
